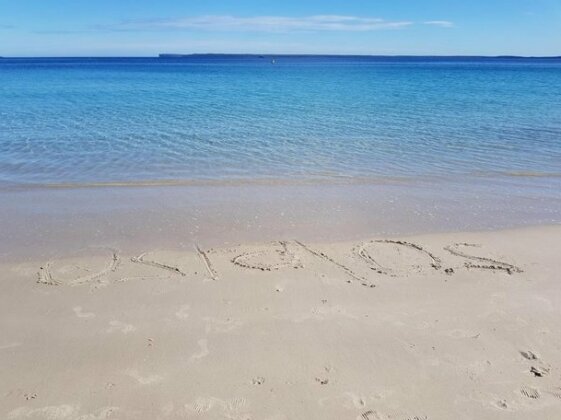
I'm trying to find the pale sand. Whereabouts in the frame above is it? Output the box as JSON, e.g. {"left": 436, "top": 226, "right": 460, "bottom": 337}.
{"left": 1, "top": 225, "right": 560, "bottom": 419}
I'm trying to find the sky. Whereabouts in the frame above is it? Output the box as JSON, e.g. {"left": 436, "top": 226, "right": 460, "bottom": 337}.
{"left": 0, "top": 0, "right": 560, "bottom": 56}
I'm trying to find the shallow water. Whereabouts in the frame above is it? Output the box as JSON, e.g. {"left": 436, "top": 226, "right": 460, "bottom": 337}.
{"left": 1, "top": 56, "right": 561, "bottom": 187}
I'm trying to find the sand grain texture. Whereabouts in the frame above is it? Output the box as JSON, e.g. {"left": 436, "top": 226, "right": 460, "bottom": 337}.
{"left": 1, "top": 226, "right": 561, "bottom": 419}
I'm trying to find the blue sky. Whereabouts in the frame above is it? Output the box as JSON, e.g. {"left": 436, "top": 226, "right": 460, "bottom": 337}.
{"left": 1, "top": 0, "right": 560, "bottom": 56}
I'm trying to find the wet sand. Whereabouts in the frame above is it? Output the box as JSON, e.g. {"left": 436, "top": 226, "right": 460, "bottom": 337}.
{"left": 1, "top": 225, "right": 561, "bottom": 419}
{"left": 2, "top": 179, "right": 560, "bottom": 261}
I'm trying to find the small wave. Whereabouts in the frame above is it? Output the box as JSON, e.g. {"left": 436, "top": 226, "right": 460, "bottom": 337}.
{"left": 0, "top": 175, "right": 413, "bottom": 191}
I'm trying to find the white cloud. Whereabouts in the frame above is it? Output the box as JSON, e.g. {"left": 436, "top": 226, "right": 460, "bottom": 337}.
{"left": 111, "top": 15, "right": 414, "bottom": 32}
{"left": 423, "top": 20, "right": 454, "bottom": 28}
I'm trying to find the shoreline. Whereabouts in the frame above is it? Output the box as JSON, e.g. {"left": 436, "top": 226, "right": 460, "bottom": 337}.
{"left": 1, "top": 179, "right": 560, "bottom": 262}
{"left": 2, "top": 169, "right": 561, "bottom": 192}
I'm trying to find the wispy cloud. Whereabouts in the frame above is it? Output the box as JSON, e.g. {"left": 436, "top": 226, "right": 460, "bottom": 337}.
{"left": 106, "top": 15, "right": 414, "bottom": 32}
{"left": 423, "top": 20, "right": 454, "bottom": 28}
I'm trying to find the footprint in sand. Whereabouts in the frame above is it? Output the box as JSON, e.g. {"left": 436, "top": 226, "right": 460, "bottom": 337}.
{"left": 73, "top": 306, "right": 95, "bottom": 319}
{"left": 546, "top": 387, "right": 561, "bottom": 399}
{"left": 530, "top": 365, "right": 550, "bottom": 377}
{"left": 520, "top": 386, "right": 541, "bottom": 399}
{"left": 358, "top": 411, "right": 427, "bottom": 420}
{"left": 175, "top": 304, "right": 190, "bottom": 320}
{"left": 106, "top": 320, "right": 136, "bottom": 334}
{"left": 520, "top": 350, "right": 539, "bottom": 361}
{"left": 519, "top": 350, "right": 551, "bottom": 377}
{"left": 185, "top": 397, "right": 218, "bottom": 414}
{"left": 127, "top": 369, "right": 163, "bottom": 385}
{"left": 252, "top": 376, "right": 265, "bottom": 385}
{"left": 189, "top": 339, "right": 209, "bottom": 362}
{"left": 359, "top": 411, "right": 380, "bottom": 420}
{"left": 494, "top": 399, "right": 511, "bottom": 410}
{"left": 23, "top": 393, "right": 37, "bottom": 401}
{"left": 185, "top": 396, "right": 248, "bottom": 417}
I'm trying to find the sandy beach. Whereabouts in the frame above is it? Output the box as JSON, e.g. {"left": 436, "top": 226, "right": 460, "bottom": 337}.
{"left": 2, "top": 53, "right": 561, "bottom": 420}
{"left": 1, "top": 224, "right": 560, "bottom": 419}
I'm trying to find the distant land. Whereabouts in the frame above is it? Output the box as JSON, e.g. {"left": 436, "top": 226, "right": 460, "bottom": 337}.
{"left": 158, "top": 53, "right": 561, "bottom": 59}
{"left": 0, "top": 54, "right": 560, "bottom": 60}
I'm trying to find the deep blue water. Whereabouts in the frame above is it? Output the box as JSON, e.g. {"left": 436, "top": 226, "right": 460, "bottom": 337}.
{"left": 1, "top": 56, "right": 561, "bottom": 187}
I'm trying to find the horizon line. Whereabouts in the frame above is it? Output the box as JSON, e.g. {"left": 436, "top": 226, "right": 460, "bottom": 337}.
{"left": 1, "top": 53, "right": 561, "bottom": 59}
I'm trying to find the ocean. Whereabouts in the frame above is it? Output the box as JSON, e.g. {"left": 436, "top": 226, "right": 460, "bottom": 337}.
{"left": 1, "top": 56, "right": 561, "bottom": 187}
{"left": 1, "top": 56, "right": 560, "bottom": 258}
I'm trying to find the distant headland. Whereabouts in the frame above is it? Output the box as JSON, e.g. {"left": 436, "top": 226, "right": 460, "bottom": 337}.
{"left": 158, "top": 53, "right": 561, "bottom": 59}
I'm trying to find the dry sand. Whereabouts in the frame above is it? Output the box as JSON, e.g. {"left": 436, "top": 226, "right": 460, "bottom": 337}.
{"left": 1, "top": 225, "right": 560, "bottom": 419}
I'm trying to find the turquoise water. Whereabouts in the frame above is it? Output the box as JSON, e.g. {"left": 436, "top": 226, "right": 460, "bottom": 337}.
{"left": 1, "top": 56, "right": 561, "bottom": 186}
